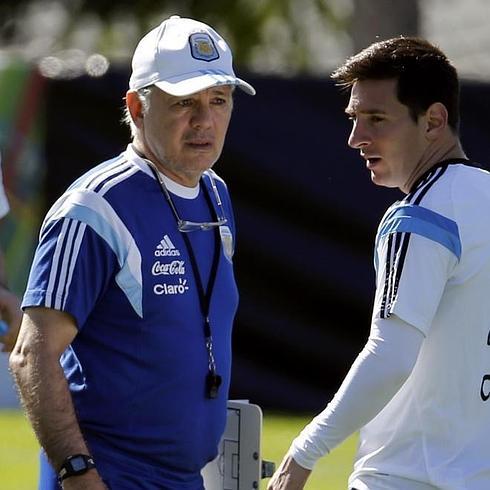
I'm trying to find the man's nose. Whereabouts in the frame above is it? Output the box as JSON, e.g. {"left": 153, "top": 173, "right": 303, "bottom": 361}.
{"left": 348, "top": 121, "right": 371, "bottom": 149}
{"left": 191, "top": 103, "right": 213, "bottom": 129}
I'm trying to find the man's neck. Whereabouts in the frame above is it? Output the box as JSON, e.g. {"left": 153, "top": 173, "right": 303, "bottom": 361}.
{"left": 402, "top": 137, "right": 466, "bottom": 194}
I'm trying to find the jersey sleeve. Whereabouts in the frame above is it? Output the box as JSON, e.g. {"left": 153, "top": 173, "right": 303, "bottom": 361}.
{"left": 23, "top": 188, "right": 144, "bottom": 327}
{"left": 372, "top": 203, "right": 460, "bottom": 334}
{"left": 290, "top": 315, "right": 423, "bottom": 469}
{"left": 22, "top": 216, "right": 118, "bottom": 328}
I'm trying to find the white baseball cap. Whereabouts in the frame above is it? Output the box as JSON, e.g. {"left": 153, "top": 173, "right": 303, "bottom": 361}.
{"left": 129, "top": 15, "right": 256, "bottom": 96}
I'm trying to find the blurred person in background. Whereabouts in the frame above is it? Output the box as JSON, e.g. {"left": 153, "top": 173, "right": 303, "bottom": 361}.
{"left": 10, "top": 15, "right": 255, "bottom": 490}
{"left": 0, "top": 154, "right": 21, "bottom": 352}
{"left": 269, "top": 37, "right": 490, "bottom": 490}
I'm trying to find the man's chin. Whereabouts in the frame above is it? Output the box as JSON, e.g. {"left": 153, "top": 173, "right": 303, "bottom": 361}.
{"left": 370, "top": 171, "right": 382, "bottom": 186}
{"left": 183, "top": 152, "right": 219, "bottom": 169}
{"left": 371, "top": 172, "right": 396, "bottom": 189}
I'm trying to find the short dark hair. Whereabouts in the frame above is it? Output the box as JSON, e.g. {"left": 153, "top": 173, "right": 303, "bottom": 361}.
{"left": 331, "top": 37, "right": 460, "bottom": 132}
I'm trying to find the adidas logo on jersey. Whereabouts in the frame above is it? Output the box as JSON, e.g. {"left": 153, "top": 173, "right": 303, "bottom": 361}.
{"left": 154, "top": 235, "right": 181, "bottom": 257}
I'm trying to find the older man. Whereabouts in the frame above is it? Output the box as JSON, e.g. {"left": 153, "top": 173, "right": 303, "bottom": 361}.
{"left": 10, "top": 15, "right": 254, "bottom": 490}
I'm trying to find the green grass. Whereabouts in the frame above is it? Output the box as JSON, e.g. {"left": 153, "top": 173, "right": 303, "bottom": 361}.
{"left": 0, "top": 410, "right": 357, "bottom": 490}
{"left": 0, "top": 410, "right": 39, "bottom": 490}
{"left": 261, "top": 411, "right": 357, "bottom": 489}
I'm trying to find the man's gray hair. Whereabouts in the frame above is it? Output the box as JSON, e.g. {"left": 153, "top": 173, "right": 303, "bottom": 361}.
{"left": 122, "top": 86, "right": 154, "bottom": 138}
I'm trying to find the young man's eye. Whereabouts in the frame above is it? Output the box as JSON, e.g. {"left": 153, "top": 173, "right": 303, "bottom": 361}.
{"left": 370, "top": 115, "right": 384, "bottom": 123}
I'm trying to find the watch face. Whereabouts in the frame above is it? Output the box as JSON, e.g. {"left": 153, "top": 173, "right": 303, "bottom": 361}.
{"left": 71, "top": 456, "right": 87, "bottom": 471}
{"left": 59, "top": 454, "right": 95, "bottom": 482}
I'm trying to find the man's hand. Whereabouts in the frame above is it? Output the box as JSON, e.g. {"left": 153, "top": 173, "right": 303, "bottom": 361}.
{"left": 0, "top": 286, "right": 21, "bottom": 352}
{"left": 267, "top": 454, "right": 311, "bottom": 490}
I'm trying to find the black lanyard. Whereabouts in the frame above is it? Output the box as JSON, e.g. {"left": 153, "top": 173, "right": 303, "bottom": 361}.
{"left": 149, "top": 164, "right": 223, "bottom": 398}
{"left": 180, "top": 184, "right": 222, "bottom": 398}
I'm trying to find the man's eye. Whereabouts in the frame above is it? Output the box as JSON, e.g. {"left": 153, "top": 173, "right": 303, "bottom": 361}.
{"left": 370, "top": 115, "right": 384, "bottom": 123}
{"left": 177, "top": 99, "right": 193, "bottom": 107}
{"left": 212, "top": 97, "right": 227, "bottom": 105}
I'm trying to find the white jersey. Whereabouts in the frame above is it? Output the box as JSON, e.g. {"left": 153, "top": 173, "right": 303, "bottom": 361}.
{"left": 351, "top": 161, "right": 490, "bottom": 489}
{"left": 0, "top": 156, "right": 9, "bottom": 219}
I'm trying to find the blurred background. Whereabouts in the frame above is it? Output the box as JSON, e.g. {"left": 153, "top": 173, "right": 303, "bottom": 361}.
{"left": 1, "top": 0, "right": 490, "bottom": 414}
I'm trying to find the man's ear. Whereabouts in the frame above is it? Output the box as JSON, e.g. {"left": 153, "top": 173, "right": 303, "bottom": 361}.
{"left": 126, "top": 91, "right": 144, "bottom": 128}
{"left": 425, "top": 102, "right": 448, "bottom": 140}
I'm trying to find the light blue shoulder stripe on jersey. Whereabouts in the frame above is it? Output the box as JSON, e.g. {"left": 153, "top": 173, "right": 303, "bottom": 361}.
{"left": 379, "top": 204, "right": 461, "bottom": 260}
{"left": 43, "top": 155, "right": 129, "bottom": 233}
{"left": 48, "top": 190, "right": 143, "bottom": 317}
{"left": 66, "top": 153, "right": 126, "bottom": 192}
{"left": 65, "top": 204, "right": 143, "bottom": 317}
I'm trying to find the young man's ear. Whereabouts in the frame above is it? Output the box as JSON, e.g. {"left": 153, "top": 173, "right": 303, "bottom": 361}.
{"left": 425, "top": 102, "right": 448, "bottom": 139}
{"left": 126, "top": 91, "right": 144, "bottom": 128}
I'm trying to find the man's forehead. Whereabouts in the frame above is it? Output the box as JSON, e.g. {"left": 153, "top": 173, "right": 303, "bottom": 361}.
{"left": 346, "top": 78, "right": 399, "bottom": 112}
{"left": 207, "top": 85, "right": 234, "bottom": 95}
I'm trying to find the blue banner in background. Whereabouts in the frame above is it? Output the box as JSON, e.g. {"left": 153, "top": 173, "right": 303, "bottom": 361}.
{"left": 2, "top": 67, "right": 490, "bottom": 411}
{"left": 39, "top": 71, "right": 401, "bottom": 412}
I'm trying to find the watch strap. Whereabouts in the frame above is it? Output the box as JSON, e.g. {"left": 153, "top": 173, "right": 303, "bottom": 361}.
{"left": 58, "top": 454, "right": 96, "bottom": 482}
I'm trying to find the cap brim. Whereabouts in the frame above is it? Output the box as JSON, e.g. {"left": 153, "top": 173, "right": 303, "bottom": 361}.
{"left": 153, "top": 71, "right": 256, "bottom": 96}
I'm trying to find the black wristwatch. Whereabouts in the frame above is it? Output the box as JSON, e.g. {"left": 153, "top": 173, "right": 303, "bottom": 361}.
{"left": 58, "top": 454, "right": 96, "bottom": 482}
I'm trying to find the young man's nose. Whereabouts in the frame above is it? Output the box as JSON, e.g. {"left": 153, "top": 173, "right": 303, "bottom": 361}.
{"left": 348, "top": 121, "right": 371, "bottom": 149}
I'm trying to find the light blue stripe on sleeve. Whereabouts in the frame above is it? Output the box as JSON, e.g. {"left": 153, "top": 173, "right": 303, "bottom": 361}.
{"left": 64, "top": 204, "right": 143, "bottom": 318}
{"left": 379, "top": 204, "right": 461, "bottom": 260}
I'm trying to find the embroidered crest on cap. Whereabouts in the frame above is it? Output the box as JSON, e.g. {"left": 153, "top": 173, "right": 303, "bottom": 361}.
{"left": 189, "top": 33, "right": 219, "bottom": 62}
